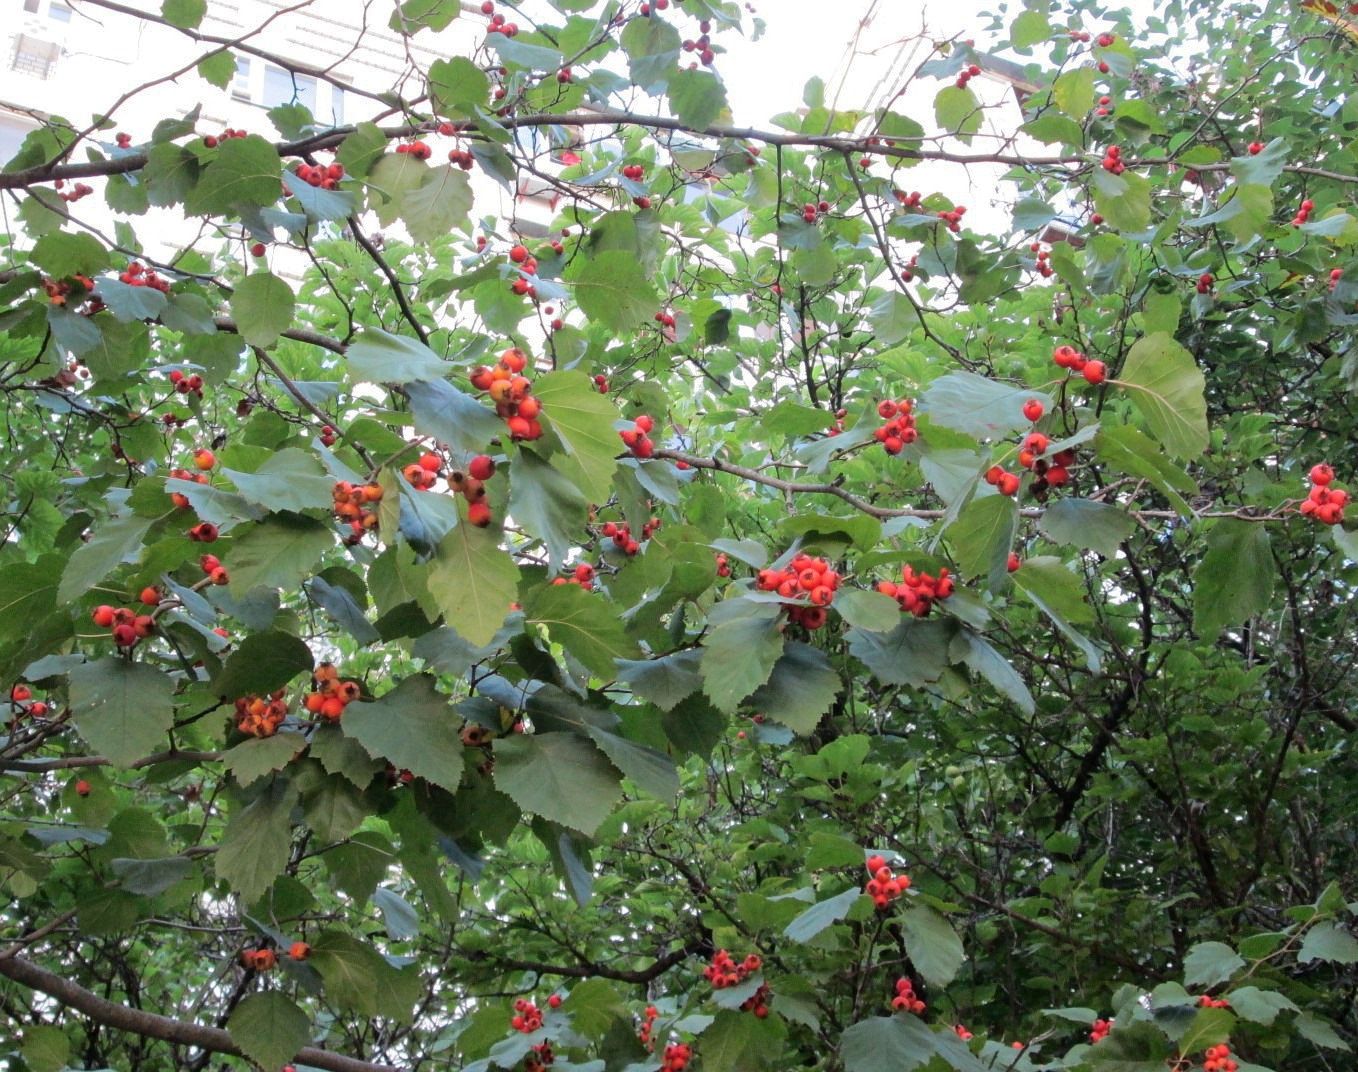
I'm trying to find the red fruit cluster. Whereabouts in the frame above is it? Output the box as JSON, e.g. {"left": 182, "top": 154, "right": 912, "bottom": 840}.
{"left": 403, "top": 451, "right": 443, "bottom": 491}
{"left": 1197, "top": 272, "right": 1213, "bottom": 294}
{"left": 201, "top": 128, "right": 247, "bottom": 148}
{"left": 1202, "top": 1044, "right": 1238, "bottom": 1072}
{"left": 985, "top": 465, "right": 1021, "bottom": 497}
{"left": 1292, "top": 198, "right": 1315, "bottom": 227}
{"left": 168, "top": 369, "right": 205, "bottom": 396}
{"left": 1329, "top": 267, "right": 1343, "bottom": 291}
{"left": 511, "top": 998, "right": 544, "bottom": 1033}
{"left": 620, "top": 414, "right": 656, "bottom": 457}
{"left": 873, "top": 398, "right": 918, "bottom": 455}
{"left": 115, "top": 132, "right": 133, "bottom": 148}
{"left": 1301, "top": 464, "right": 1348, "bottom": 524}
{"left": 289, "top": 941, "right": 310, "bottom": 960}
{"left": 638, "top": 1005, "right": 659, "bottom": 1051}
{"left": 875, "top": 566, "right": 954, "bottom": 618}
{"left": 681, "top": 20, "right": 716, "bottom": 66}
{"left": 802, "top": 199, "right": 831, "bottom": 223}
{"left": 289, "top": 161, "right": 345, "bottom": 190}
{"left": 168, "top": 467, "right": 209, "bottom": 509}
{"left": 715, "top": 553, "right": 731, "bottom": 578}
{"left": 445, "top": 146, "right": 475, "bottom": 169}
{"left": 303, "top": 662, "right": 361, "bottom": 722}
{"left": 601, "top": 518, "right": 655, "bottom": 555}
{"left": 469, "top": 347, "right": 545, "bottom": 443}
{"left": 199, "top": 552, "right": 229, "bottom": 586}
{"left": 484, "top": 6, "right": 520, "bottom": 35}
{"left": 864, "top": 854, "right": 911, "bottom": 909}
{"left": 954, "top": 1024, "right": 974, "bottom": 1041}
{"left": 1090, "top": 1017, "right": 1111, "bottom": 1043}
{"left": 1096, "top": 31, "right": 1115, "bottom": 46}
{"left": 1052, "top": 344, "right": 1107, "bottom": 384}
{"left": 1031, "top": 242, "right": 1054, "bottom": 278}
{"left": 42, "top": 275, "right": 95, "bottom": 308}
{"left": 893, "top": 189, "right": 923, "bottom": 210}
{"left": 756, "top": 553, "right": 840, "bottom": 630}
{"left": 320, "top": 423, "right": 337, "bottom": 447}
{"left": 1198, "top": 994, "right": 1230, "bottom": 1009}
{"left": 890, "top": 977, "right": 925, "bottom": 1014}
{"left": 552, "top": 563, "right": 597, "bottom": 591}
{"left": 524, "top": 1042, "right": 554, "bottom": 1072}
{"left": 937, "top": 205, "right": 966, "bottom": 232}
{"left": 1247, "top": 141, "right": 1264, "bottom": 155}
{"left": 7, "top": 685, "right": 49, "bottom": 721}
{"left": 239, "top": 947, "right": 275, "bottom": 971}
{"left": 187, "top": 521, "right": 219, "bottom": 542}
{"left": 703, "top": 948, "right": 761, "bottom": 990}
{"left": 332, "top": 480, "right": 384, "bottom": 544}
{"left": 653, "top": 309, "right": 676, "bottom": 329}
{"left": 1068, "top": 29, "right": 1092, "bottom": 42}
{"left": 449, "top": 463, "right": 495, "bottom": 529}
{"left": 56, "top": 180, "right": 94, "bottom": 203}
{"left": 92, "top": 604, "right": 155, "bottom": 649}
{"left": 1095, "top": 94, "right": 1113, "bottom": 117}
{"left": 234, "top": 690, "right": 290, "bottom": 738}
{"left": 1101, "top": 145, "right": 1124, "bottom": 175}
{"left": 661, "top": 1042, "right": 693, "bottom": 1072}
{"left": 395, "top": 141, "right": 432, "bottom": 160}
{"left": 740, "top": 983, "right": 771, "bottom": 1018}
{"left": 119, "top": 261, "right": 171, "bottom": 292}
{"left": 622, "top": 163, "right": 646, "bottom": 181}
{"left": 955, "top": 62, "right": 981, "bottom": 89}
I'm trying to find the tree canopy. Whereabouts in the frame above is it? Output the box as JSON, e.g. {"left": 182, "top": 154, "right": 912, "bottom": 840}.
{"left": 2, "top": 1, "right": 1358, "bottom": 1070}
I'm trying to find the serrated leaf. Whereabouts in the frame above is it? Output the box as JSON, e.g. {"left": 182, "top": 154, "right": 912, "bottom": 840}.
{"left": 400, "top": 164, "right": 474, "bottom": 243}
{"left": 212, "top": 630, "right": 314, "bottom": 700}
{"left": 784, "top": 887, "right": 859, "bottom": 943}
{"left": 1052, "top": 66, "right": 1095, "bottom": 118}
{"left": 747, "top": 642, "right": 842, "bottom": 734}
{"left": 568, "top": 250, "right": 660, "bottom": 333}
{"left": 1118, "top": 333, "right": 1208, "bottom": 458}
{"left": 1038, "top": 498, "right": 1135, "bottom": 558}
{"left": 227, "top": 992, "right": 310, "bottom": 1071}
{"left": 110, "top": 856, "right": 194, "bottom": 896}
{"left": 493, "top": 732, "right": 623, "bottom": 836}
{"left": 310, "top": 931, "right": 421, "bottom": 1020}
{"left": 922, "top": 372, "right": 1055, "bottom": 438}
{"left": 21, "top": 1025, "right": 70, "bottom": 1072}
{"left": 584, "top": 726, "right": 679, "bottom": 800}
{"left": 347, "top": 329, "right": 448, "bottom": 384}
{"left": 184, "top": 135, "right": 281, "bottom": 215}
{"left": 428, "top": 522, "right": 519, "bottom": 647}
{"left": 430, "top": 56, "right": 489, "bottom": 114}
{"left": 1010, "top": 556, "right": 1100, "bottom": 671}
{"left": 1298, "top": 923, "right": 1358, "bottom": 964}
{"left": 616, "top": 650, "right": 703, "bottom": 711}
{"left": 222, "top": 732, "right": 307, "bottom": 787}
{"left": 1192, "top": 521, "right": 1274, "bottom": 638}
{"left": 840, "top": 1015, "right": 935, "bottom": 1072}
{"left": 510, "top": 448, "right": 589, "bottom": 570}
{"left": 225, "top": 448, "right": 335, "bottom": 513}
{"left": 833, "top": 589, "right": 902, "bottom": 633}
{"left": 228, "top": 516, "right": 334, "bottom": 595}
{"left": 342, "top": 674, "right": 464, "bottom": 792}
{"left": 669, "top": 68, "right": 728, "bottom": 129}
{"left": 230, "top": 272, "right": 294, "bottom": 349}
{"left": 215, "top": 778, "right": 297, "bottom": 904}
{"left": 934, "top": 85, "right": 981, "bottom": 136}
{"left": 955, "top": 632, "right": 1034, "bottom": 714}
{"left": 58, "top": 512, "right": 153, "bottom": 604}
{"left": 700, "top": 605, "right": 785, "bottom": 712}
{"left": 847, "top": 618, "right": 957, "bottom": 686}
{"left": 533, "top": 370, "right": 621, "bottom": 503}
{"left": 950, "top": 494, "right": 1017, "bottom": 592}
{"left": 526, "top": 582, "right": 640, "bottom": 678}
{"left": 1227, "top": 986, "right": 1297, "bottom": 1026}
{"left": 1183, "top": 941, "right": 1246, "bottom": 988}
{"left": 902, "top": 905, "right": 966, "bottom": 988}
{"left": 69, "top": 659, "right": 175, "bottom": 767}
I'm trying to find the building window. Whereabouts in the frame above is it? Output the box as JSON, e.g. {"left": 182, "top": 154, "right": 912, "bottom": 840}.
{"left": 23, "top": 0, "right": 40, "bottom": 12}
{"left": 11, "top": 34, "right": 59, "bottom": 78}
{"left": 330, "top": 87, "right": 345, "bottom": 126}
{"left": 232, "top": 56, "right": 252, "bottom": 101}
{"left": 49, "top": 2, "right": 73, "bottom": 22}
{"left": 263, "top": 65, "right": 317, "bottom": 113}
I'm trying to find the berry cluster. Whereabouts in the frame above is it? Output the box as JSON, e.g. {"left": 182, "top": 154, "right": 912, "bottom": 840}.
{"left": 449, "top": 456, "right": 496, "bottom": 528}
{"left": 755, "top": 553, "right": 840, "bottom": 630}
{"left": 893, "top": 189, "right": 923, "bottom": 210}
{"left": 481, "top": 2, "right": 520, "bottom": 36}
{"left": 469, "top": 347, "right": 545, "bottom": 443}
{"left": 638, "top": 1005, "right": 659, "bottom": 1051}
{"left": 703, "top": 948, "right": 762, "bottom": 990}
{"left": 1202, "top": 1044, "right": 1238, "bottom": 1072}
{"left": 890, "top": 977, "right": 925, "bottom": 1014}
{"left": 1301, "top": 464, "right": 1348, "bottom": 525}
{"left": 1197, "top": 272, "right": 1213, "bottom": 295}
{"left": 715, "top": 553, "right": 731, "bottom": 578}
{"left": 620, "top": 414, "right": 657, "bottom": 458}
{"left": 802, "top": 199, "right": 831, "bottom": 223}
{"left": 875, "top": 566, "right": 954, "bottom": 618}
{"left": 937, "top": 205, "right": 966, "bottom": 232}
{"left": 508, "top": 243, "right": 542, "bottom": 296}
{"left": 395, "top": 140, "right": 432, "bottom": 160}
{"left": 1030, "top": 242, "right": 1054, "bottom": 278}
{"left": 1292, "top": 198, "right": 1315, "bottom": 227}
{"left": 55, "top": 180, "right": 94, "bottom": 203}
{"left": 954, "top": 62, "right": 981, "bottom": 89}
{"left": 198, "top": 552, "right": 229, "bottom": 586}
{"left": 1247, "top": 141, "right": 1264, "bottom": 155}
{"left": 167, "top": 369, "right": 205, "bottom": 397}
{"left": 448, "top": 147, "right": 475, "bottom": 169}
{"left": 1095, "top": 94, "right": 1113, "bottom": 117}
{"left": 864, "top": 853, "right": 912, "bottom": 909}
{"left": 1052, "top": 344, "right": 1107, "bottom": 384}
{"left": 661, "top": 1042, "right": 693, "bottom": 1072}
{"left": 1090, "top": 1017, "right": 1111, "bottom": 1043}
{"left": 115, "top": 132, "right": 133, "bottom": 148}
{"left": 511, "top": 998, "right": 544, "bottom": 1033}
{"left": 524, "top": 1042, "right": 554, "bottom": 1072}
{"left": 91, "top": 604, "right": 155, "bottom": 649}
{"left": 1068, "top": 29, "right": 1093, "bottom": 42}
{"left": 1329, "top": 267, "right": 1343, "bottom": 291}
{"left": 289, "top": 161, "right": 345, "bottom": 190}
{"left": 119, "top": 261, "right": 171, "bottom": 292}
{"left": 984, "top": 465, "right": 1021, "bottom": 497}
{"left": 402, "top": 451, "right": 443, "bottom": 491}
{"left": 332, "top": 479, "right": 384, "bottom": 544}
{"left": 1198, "top": 994, "right": 1230, "bottom": 1009}
{"left": 234, "top": 690, "right": 290, "bottom": 738}
{"left": 552, "top": 563, "right": 598, "bottom": 591}
{"left": 621, "top": 163, "right": 646, "bottom": 181}
{"left": 600, "top": 518, "right": 656, "bottom": 556}
{"left": 954, "top": 1024, "right": 973, "bottom": 1041}
{"left": 202, "top": 128, "right": 248, "bottom": 148}
{"left": 873, "top": 398, "right": 918, "bottom": 455}
{"left": 168, "top": 468, "right": 209, "bottom": 509}
{"left": 320, "top": 424, "right": 337, "bottom": 447}
{"left": 1096, "top": 31, "right": 1116, "bottom": 46}
{"left": 1101, "top": 145, "right": 1124, "bottom": 175}
{"left": 7, "top": 685, "right": 49, "bottom": 721}
{"left": 42, "top": 274, "right": 94, "bottom": 307}
{"left": 653, "top": 309, "right": 676, "bottom": 330}
{"left": 302, "top": 662, "right": 361, "bottom": 722}
{"left": 681, "top": 16, "right": 716, "bottom": 66}
{"left": 239, "top": 948, "right": 276, "bottom": 971}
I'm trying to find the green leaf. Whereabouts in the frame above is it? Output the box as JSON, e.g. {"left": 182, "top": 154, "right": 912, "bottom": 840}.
{"left": 492, "top": 732, "right": 623, "bottom": 837}
{"left": 58, "top": 512, "right": 153, "bottom": 604}
{"left": 335, "top": 122, "right": 388, "bottom": 179}
{"left": 368, "top": 152, "right": 431, "bottom": 226}
{"left": 701, "top": 606, "right": 786, "bottom": 713}
{"left": 616, "top": 650, "right": 703, "bottom": 711}
{"left": 110, "top": 856, "right": 194, "bottom": 896}
{"left": 949, "top": 494, "right": 1017, "bottom": 592}
{"left": 901, "top": 905, "right": 966, "bottom": 988}
{"left": 840, "top": 1015, "right": 935, "bottom": 1072}
{"left": 161, "top": 0, "right": 207, "bottom": 28}
{"left": 955, "top": 632, "right": 1034, "bottom": 715}
{"left": 533, "top": 370, "right": 621, "bottom": 504}
{"left": 848, "top": 619, "right": 957, "bottom": 686}
{"left": 833, "top": 589, "right": 902, "bottom": 633}
{"left": 489, "top": 35, "right": 564, "bottom": 74}
{"left": 934, "top": 85, "right": 981, "bottom": 137}
{"left": 1298, "top": 923, "right": 1358, "bottom": 964}
{"left": 309, "top": 724, "right": 383, "bottom": 786}
{"left": 568, "top": 250, "right": 660, "bottom": 333}
{"left": 1183, "top": 941, "right": 1246, "bottom": 988}
{"left": 1192, "top": 521, "right": 1274, "bottom": 638}
{"left": 1295, "top": 1012, "right": 1352, "bottom": 1051}
{"left": 228, "top": 516, "right": 334, "bottom": 595}
{"left": 215, "top": 778, "right": 297, "bottom": 904}
{"left": 69, "top": 659, "right": 175, "bottom": 767}
{"left": 225, "top": 448, "right": 335, "bottom": 513}
{"left": 427, "top": 522, "right": 519, "bottom": 647}
{"left": 307, "top": 575, "right": 380, "bottom": 645}
{"left": 784, "top": 886, "right": 859, "bottom": 942}
{"left": 230, "top": 272, "right": 295, "bottom": 349}
{"left": 21, "top": 1025, "right": 70, "bottom": 1072}
{"left": 1038, "top": 499, "right": 1135, "bottom": 558}
{"left": 1094, "top": 168, "right": 1152, "bottom": 232}
{"left": 584, "top": 726, "right": 679, "bottom": 800}
{"left": 526, "top": 582, "right": 640, "bottom": 678}
{"left": 1011, "top": 9, "right": 1051, "bottom": 49}
{"left": 32, "top": 231, "right": 110, "bottom": 278}
{"left": 510, "top": 448, "right": 589, "bottom": 570}
{"left": 310, "top": 931, "right": 420, "bottom": 1020}
{"left": 430, "top": 56, "right": 489, "bottom": 114}
{"left": 184, "top": 135, "right": 281, "bottom": 215}
{"left": 701, "top": 1009, "right": 771, "bottom": 1072}
{"left": 212, "top": 630, "right": 314, "bottom": 700}
{"left": 747, "top": 642, "right": 842, "bottom": 735}
{"left": 1227, "top": 986, "right": 1297, "bottom": 1026}
{"left": 348, "top": 329, "right": 448, "bottom": 384}
{"left": 1118, "top": 333, "right": 1208, "bottom": 458}
{"left": 1009, "top": 557, "right": 1099, "bottom": 670}
{"left": 1095, "top": 423, "right": 1195, "bottom": 514}
{"left": 1052, "top": 66, "right": 1095, "bottom": 118}
{"left": 391, "top": 0, "right": 460, "bottom": 33}
{"left": 621, "top": 15, "right": 681, "bottom": 90}
{"left": 400, "top": 164, "right": 474, "bottom": 243}
{"left": 197, "top": 50, "right": 235, "bottom": 88}
{"left": 222, "top": 732, "right": 307, "bottom": 787}
{"left": 227, "top": 992, "right": 311, "bottom": 1071}
{"left": 342, "top": 674, "right": 464, "bottom": 792}
{"left": 921, "top": 372, "right": 1055, "bottom": 438}
{"left": 669, "top": 68, "right": 728, "bottom": 129}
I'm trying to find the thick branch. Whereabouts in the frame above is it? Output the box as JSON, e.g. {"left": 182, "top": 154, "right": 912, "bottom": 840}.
{"left": 0, "top": 954, "right": 403, "bottom": 1072}
{"left": 0, "top": 749, "right": 221, "bottom": 774}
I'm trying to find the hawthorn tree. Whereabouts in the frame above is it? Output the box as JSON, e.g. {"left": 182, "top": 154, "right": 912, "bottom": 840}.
{"left": 2, "top": 0, "right": 1358, "bottom": 1070}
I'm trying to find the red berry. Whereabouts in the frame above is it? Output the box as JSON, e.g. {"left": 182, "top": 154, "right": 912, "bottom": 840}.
{"left": 1082, "top": 360, "right": 1107, "bottom": 385}
{"left": 1022, "top": 399, "right": 1044, "bottom": 422}
{"left": 1311, "top": 463, "right": 1335, "bottom": 485}
{"left": 468, "top": 455, "right": 496, "bottom": 481}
